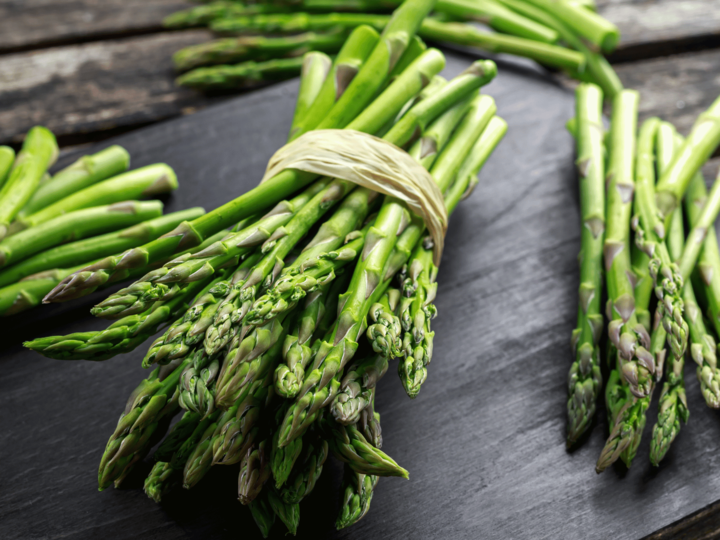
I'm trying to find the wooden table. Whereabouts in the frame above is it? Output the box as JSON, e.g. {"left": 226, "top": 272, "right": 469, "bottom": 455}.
{"left": 1, "top": 2, "right": 720, "bottom": 538}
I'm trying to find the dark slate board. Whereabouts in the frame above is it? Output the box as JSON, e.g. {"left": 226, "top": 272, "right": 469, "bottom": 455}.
{"left": 1, "top": 51, "right": 718, "bottom": 540}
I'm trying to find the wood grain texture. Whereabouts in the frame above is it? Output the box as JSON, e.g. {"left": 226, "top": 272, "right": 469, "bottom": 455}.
{"left": 0, "top": 31, "right": 227, "bottom": 145}
{"left": 613, "top": 47, "right": 720, "bottom": 137}
{"left": 3, "top": 53, "right": 720, "bottom": 540}
{"left": 0, "top": 0, "right": 187, "bottom": 54}
{"left": 597, "top": 0, "right": 720, "bottom": 62}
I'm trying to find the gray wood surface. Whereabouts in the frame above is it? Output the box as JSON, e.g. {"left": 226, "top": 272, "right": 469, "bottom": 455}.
{"left": 0, "top": 0, "right": 187, "bottom": 53}
{"left": 0, "top": 30, "right": 224, "bottom": 145}
{"left": 3, "top": 53, "right": 720, "bottom": 540}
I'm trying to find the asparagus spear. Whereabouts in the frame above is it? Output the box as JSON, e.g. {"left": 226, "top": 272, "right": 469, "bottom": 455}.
{"left": 650, "top": 206, "right": 689, "bottom": 466}
{"left": 15, "top": 164, "right": 176, "bottom": 231}
{"left": 434, "top": 0, "right": 559, "bottom": 43}
{"left": 326, "top": 421, "right": 408, "bottom": 478}
{"left": 45, "top": 15, "right": 442, "bottom": 304}
{"left": 398, "top": 243, "right": 437, "bottom": 398}
{"left": 0, "top": 208, "right": 204, "bottom": 289}
{"left": 177, "top": 57, "right": 311, "bottom": 91}
{"left": 566, "top": 83, "right": 604, "bottom": 446}
{"left": 332, "top": 354, "right": 388, "bottom": 424}
{"left": 271, "top": 405, "right": 306, "bottom": 488}
{"left": 0, "top": 265, "right": 87, "bottom": 316}
{"left": 604, "top": 92, "right": 656, "bottom": 399}
{"left": 289, "top": 25, "right": 380, "bottom": 138}
{"left": 173, "top": 31, "right": 345, "bottom": 72}
{"left": 164, "top": 1, "right": 291, "bottom": 28}
{"left": 0, "top": 201, "right": 164, "bottom": 270}
{"left": 98, "top": 359, "right": 189, "bottom": 489}
{"left": 144, "top": 461, "right": 178, "bottom": 502}
{"left": 18, "top": 145, "right": 130, "bottom": 218}
{"left": 279, "top": 437, "right": 329, "bottom": 503}
{"left": 654, "top": 95, "right": 720, "bottom": 221}
{"left": 290, "top": 52, "right": 332, "bottom": 138}
{"left": 249, "top": 490, "right": 276, "bottom": 538}
{"left": 520, "top": 0, "right": 619, "bottom": 53}
{"left": 24, "top": 278, "right": 210, "bottom": 360}
{"left": 267, "top": 488, "right": 300, "bottom": 535}
{"left": 238, "top": 439, "right": 272, "bottom": 504}
{"left": 0, "top": 146, "right": 15, "bottom": 190}
{"left": 336, "top": 467, "right": 378, "bottom": 529}
{"left": 685, "top": 172, "right": 720, "bottom": 408}
{"left": 0, "top": 127, "right": 58, "bottom": 240}
{"left": 367, "top": 288, "right": 403, "bottom": 358}
{"left": 497, "top": 0, "right": 622, "bottom": 99}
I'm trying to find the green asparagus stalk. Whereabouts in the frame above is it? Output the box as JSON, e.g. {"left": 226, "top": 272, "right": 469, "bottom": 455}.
{"left": 633, "top": 122, "right": 689, "bottom": 370}
{"left": 677, "top": 169, "right": 720, "bottom": 281}
{"left": 178, "top": 349, "right": 223, "bottom": 417}
{"left": 290, "top": 52, "right": 332, "bottom": 138}
{"left": 0, "top": 126, "right": 58, "bottom": 240}
{"left": 445, "top": 116, "right": 507, "bottom": 209}
{"left": 497, "top": 0, "right": 622, "bottom": 99}
{"left": 249, "top": 490, "right": 276, "bottom": 538}
{"left": 0, "top": 200, "right": 164, "bottom": 270}
{"left": 164, "top": 1, "right": 291, "bottom": 28}
{"left": 45, "top": 16, "right": 442, "bottom": 304}
{"left": 23, "top": 277, "right": 211, "bottom": 360}
{"left": 654, "top": 95, "right": 720, "bottom": 221}
{"left": 15, "top": 164, "right": 176, "bottom": 232}
{"left": 326, "top": 421, "right": 408, "bottom": 478}
{"left": 336, "top": 467, "right": 378, "bottom": 529}
{"left": 267, "top": 488, "right": 300, "bottom": 535}
{"left": 398, "top": 242, "right": 437, "bottom": 398}
{"left": 271, "top": 405, "right": 306, "bottom": 488}
{"left": 604, "top": 92, "right": 656, "bottom": 398}
{"left": 178, "top": 56, "right": 308, "bottom": 90}
{"left": 174, "top": 31, "right": 346, "bottom": 72}
{"left": 520, "top": 0, "right": 619, "bottom": 53}
{"left": 685, "top": 172, "right": 720, "bottom": 408}
{"left": 18, "top": 145, "right": 130, "bottom": 218}
{"left": 238, "top": 439, "right": 272, "bottom": 504}
{"left": 359, "top": 399, "right": 383, "bottom": 448}
{"left": 0, "top": 146, "right": 16, "bottom": 190}
{"left": 367, "top": 288, "right": 402, "bottom": 358}
{"left": 420, "top": 18, "right": 584, "bottom": 72}
{"left": 434, "top": 0, "right": 559, "bottom": 43}
{"left": 331, "top": 354, "right": 387, "bottom": 424}
{"left": 649, "top": 206, "right": 689, "bottom": 466}
{"left": 280, "top": 437, "right": 329, "bottom": 503}
{"left": 0, "top": 208, "right": 204, "bottom": 289}
{"left": 566, "top": 83, "right": 604, "bottom": 446}
{"left": 98, "top": 358, "right": 189, "bottom": 489}
{"left": 289, "top": 25, "right": 380, "bottom": 138}
{"left": 0, "top": 265, "right": 87, "bottom": 316}
{"left": 144, "top": 461, "right": 178, "bottom": 502}
{"left": 211, "top": 13, "right": 387, "bottom": 35}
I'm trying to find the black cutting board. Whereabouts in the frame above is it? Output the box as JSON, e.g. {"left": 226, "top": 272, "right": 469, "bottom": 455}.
{"left": 2, "top": 51, "right": 718, "bottom": 540}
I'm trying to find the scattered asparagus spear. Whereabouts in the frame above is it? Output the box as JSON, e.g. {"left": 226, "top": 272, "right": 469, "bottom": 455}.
{"left": 0, "top": 201, "right": 164, "bottom": 270}
{"left": 0, "top": 208, "right": 204, "bottom": 289}
{"left": 0, "top": 126, "right": 58, "bottom": 240}
{"left": 17, "top": 145, "right": 130, "bottom": 218}
{"left": 337, "top": 467, "right": 379, "bottom": 529}
{"left": 16, "top": 164, "right": 177, "bottom": 231}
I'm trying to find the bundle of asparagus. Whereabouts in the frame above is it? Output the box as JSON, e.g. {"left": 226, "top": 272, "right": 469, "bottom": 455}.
{"left": 26, "top": 7, "right": 507, "bottom": 534}
{"left": 0, "top": 130, "right": 191, "bottom": 317}
{"left": 165, "top": 0, "right": 622, "bottom": 99}
{"left": 566, "top": 83, "right": 720, "bottom": 472}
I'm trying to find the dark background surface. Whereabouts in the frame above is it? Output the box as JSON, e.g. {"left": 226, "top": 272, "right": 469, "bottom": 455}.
{"left": 2, "top": 52, "right": 720, "bottom": 540}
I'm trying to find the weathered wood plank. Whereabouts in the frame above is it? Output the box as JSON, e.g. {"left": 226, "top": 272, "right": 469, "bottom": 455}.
{"left": 613, "top": 47, "right": 720, "bottom": 137}
{"left": 0, "top": 31, "right": 229, "bottom": 145}
{"left": 598, "top": 0, "right": 720, "bottom": 62}
{"left": 0, "top": 0, "right": 187, "bottom": 54}
{"left": 1, "top": 0, "right": 719, "bottom": 61}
